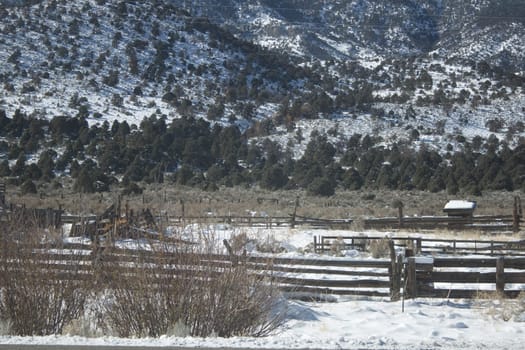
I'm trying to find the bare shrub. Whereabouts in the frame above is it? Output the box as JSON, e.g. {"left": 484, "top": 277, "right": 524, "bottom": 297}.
{"left": 330, "top": 237, "right": 345, "bottom": 256}
{"left": 230, "top": 231, "right": 249, "bottom": 253}
{"left": 367, "top": 237, "right": 390, "bottom": 258}
{"left": 0, "top": 227, "right": 91, "bottom": 336}
{"left": 187, "top": 264, "right": 284, "bottom": 337}
{"left": 476, "top": 291, "right": 525, "bottom": 322}
{"left": 98, "top": 244, "right": 284, "bottom": 338}
{"left": 62, "top": 302, "right": 105, "bottom": 338}
{"left": 0, "top": 317, "right": 11, "bottom": 336}
{"left": 256, "top": 235, "right": 285, "bottom": 253}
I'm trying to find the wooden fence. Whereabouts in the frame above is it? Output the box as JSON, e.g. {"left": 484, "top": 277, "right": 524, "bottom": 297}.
{"left": 363, "top": 214, "right": 522, "bottom": 232}
{"left": 1, "top": 242, "right": 392, "bottom": 299}
{"left": 0, "top": 182, "right": 5, "bottom": 207}
{"left": 64, "top": 212, "right": 518, "bottom": 233}
{"left": 404, "top": 256, "right": 525, "bottom": 299}
{"left": 314, "top": 235, "right": 525, "bottom": 256}
{"left": 2, "top": 241, "right": 524, "bottom": 301}
{"left": 63, "top": 214, "right": 353, "bottom": 231}
{"left": 2, "top": 204, "right": 64, "bottom": 229}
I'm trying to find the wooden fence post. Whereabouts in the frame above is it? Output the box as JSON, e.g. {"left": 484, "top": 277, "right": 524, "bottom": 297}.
{"left": 290, "top": 197, "right": 299, "bottom": 228}
{"left": 389, "top": 239, "right": 401, "bottom": 301}
{"left": 496, "top": 257, "right": 505, "bottom": 295}
{"left": 513, "top": 196, "right": 521, "bottom": 233}
{"left": 181, "top": 200, "right": 185, "bottom": 225}
{"left": 406, "top": 257, "right": 417, "bottom": 299}
{"left": 313, "top": 236, "right": 317, "bottom": 254}
{"left": 223, "top": 239, "right": 238, "bottom": 267}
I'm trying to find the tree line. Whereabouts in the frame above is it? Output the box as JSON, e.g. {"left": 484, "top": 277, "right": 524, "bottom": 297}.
{"left": 0, "top": 109, "right": 523, "bottom": 196}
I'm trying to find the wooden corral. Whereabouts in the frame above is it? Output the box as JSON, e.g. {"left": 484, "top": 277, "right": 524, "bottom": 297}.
{"left": 314, "top": 235, "right": 525, "bottom": 257}
{"left": 3, "top": 204, "right": 64, "bottom": 229}
{"left": 3, "top": 240, "right": 524, "bottom": 301}
{"left": 2, "top": 237, "right": 524, "bottom": 301}
{"left": 405, "top": 256, "right": 525, "bottom": 299}
{"left": 68, "top": 202, "right": 163, "bottom": 243}
{"left": 0, "top": 241, "right": 393, "bottom": 299}
{"left": 364, "top": 197, "right": 521, "bottom": 232}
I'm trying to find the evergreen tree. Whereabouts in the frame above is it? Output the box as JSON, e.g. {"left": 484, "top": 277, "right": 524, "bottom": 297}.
{"left": 0, "top": 160, "right": 10, "bottom": 177}
{"left": 37, "top": 149, "right": 56, "bottom": 179}
{"left": 175, "top": 165, "right": 194, "bottom": 185}
{"left": 74, "top": 167, "right": 95, "bottom": 193}
{"left": 342, "top": 168, "right": 363, "bottom": 190}
{"left": 307, "top": 176, "right": 336, "bottom": 197}
{"left": 446, "top": 174, "right": 459, "bottom": 195}
{"left": 20, "top": 179, "right": 37, "bottom": 195}
{"left": 261, "top": 164, "right": 288, "bottom": 190}
{"left": 376, "top": 164, "right": 396, "bottom": 189}
{"left": 11, "top": 152, "right": 26, "bottom": 177}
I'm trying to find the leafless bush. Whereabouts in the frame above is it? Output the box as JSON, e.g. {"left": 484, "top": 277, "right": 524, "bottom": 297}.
{"left": 330, "top": 237, "right": 345, "bottom": 256}
{"left": 0, "top": 231, "right": 91, "bottom": 336}
{"left": 97, "top": 244, "right": 284, "bottom": 338}
{"left": 476, "top": 291, "right": 525, "bottom": 322}
{"left": 230, "top": 231, "right": 249, "bottom": 253}
{"left": 0, "top": 317, "right": 11, "bottom": 336}
{"left": 256, "top": 235, "right": 285, "bottom": 253}
{"left": 367, "top": 237, "right": 391, "bottom": 258}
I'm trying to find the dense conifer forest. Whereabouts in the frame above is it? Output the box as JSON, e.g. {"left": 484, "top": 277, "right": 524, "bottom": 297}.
{"left": 1, "top": 109, "right": 523, "bottom": 196}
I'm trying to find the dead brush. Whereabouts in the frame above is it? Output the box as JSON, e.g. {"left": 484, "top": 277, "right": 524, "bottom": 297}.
{"left": 256, "top": 234, "right": 285, "bottom": 253}
{"left": 96, "top": 242, "right": 285, "bottom": 338}
{"left": 367, "top": 237, "right": 391, "bottom": 258}
{"left": 475, "top": 291, "right": 525, "bottom": 322}
{"left": 330, "top": 237, "right": 346, "bottom": 256}
{"left": 0, "top": 217, "right": 91, "bottom": 336}
{"left": 230, "top": 231, "right": 250, "bottom": 253}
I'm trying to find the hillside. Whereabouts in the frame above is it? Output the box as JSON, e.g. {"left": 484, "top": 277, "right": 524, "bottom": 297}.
{"left": 0, "top": 0, "right": 524, "bottom": 195}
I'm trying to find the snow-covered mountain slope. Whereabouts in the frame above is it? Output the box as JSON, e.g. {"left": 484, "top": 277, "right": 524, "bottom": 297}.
{"left": 172, "top": 0, "right": 525, "bottom": 70}
{"left": 0, "top": 0, "right": 309, "bottom": 124}
{"left": 0, "top": 0, "right": 524, "bottom": 157}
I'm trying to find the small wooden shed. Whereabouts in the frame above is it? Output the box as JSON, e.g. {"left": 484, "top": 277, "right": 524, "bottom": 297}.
{"left": 443, "top": 200, "right": 476, "bottom": 218}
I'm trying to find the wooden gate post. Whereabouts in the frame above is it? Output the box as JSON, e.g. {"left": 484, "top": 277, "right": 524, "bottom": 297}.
{"left": 406, "top": 257, "right": 417, "bottom": 299}
{"left": 392, "top": 200, "right": 404, "bottom": 229}
{"left": 416, "top": 238, "right": 422, "bottom": 255}
{"left": 389, "top": 239, "right": 401, "bottom": 301}
{"left": 496, "top": 257, "right": 505, "bottom": 295}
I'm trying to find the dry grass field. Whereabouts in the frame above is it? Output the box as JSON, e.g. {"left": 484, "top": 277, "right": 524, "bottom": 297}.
{"left": 3, "top": 180, "right": 522, "bottom": 223}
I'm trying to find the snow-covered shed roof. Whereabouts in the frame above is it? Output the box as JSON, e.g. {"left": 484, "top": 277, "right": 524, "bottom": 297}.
{"left": 443, "top": 200, "right": 477, "bottom": 210}
{"left": 443, "top": 200, "right": 477, "bottom": 217}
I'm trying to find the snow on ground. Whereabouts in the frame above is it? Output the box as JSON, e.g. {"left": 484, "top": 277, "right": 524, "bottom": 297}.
{"left": 1, "top": 297, "right": 522, "bottom": 349}
{"left": 1, "top": 226, "right": 524, "bottom": 349}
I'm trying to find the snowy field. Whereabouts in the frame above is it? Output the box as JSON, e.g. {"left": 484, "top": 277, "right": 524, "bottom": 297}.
{"left": 1, "top": 226, "right": 524, "bottom": 349}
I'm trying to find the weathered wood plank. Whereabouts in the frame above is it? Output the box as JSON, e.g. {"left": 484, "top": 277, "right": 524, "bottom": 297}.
{"left": 280, "top": 286, "right": 389, "bottom": 297}
{"left": 431, "top": 271, "right": 497, "bottom": 283}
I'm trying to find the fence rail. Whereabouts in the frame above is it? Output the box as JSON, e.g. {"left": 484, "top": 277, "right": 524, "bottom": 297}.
{"left": 2, "top": 242, "right": 392, "bottom": 299}
{"left": 314, "top": 235, "right": 525, "bottom": 256}
{"left": 405, "top": 256, "right": 525, "bottom": 299}
{"left": 2, "top": 241, "right": 525, "bottom": 300}
{"left": 364, "top": 214, "right": 521, "bottom": 232}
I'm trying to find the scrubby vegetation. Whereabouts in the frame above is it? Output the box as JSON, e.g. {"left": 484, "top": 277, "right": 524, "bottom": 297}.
{"left": 1, "top": 109, "right": 523, "bottom": 197}
{"left": 0, "top": 220, "right": 284, "bottom": 338}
